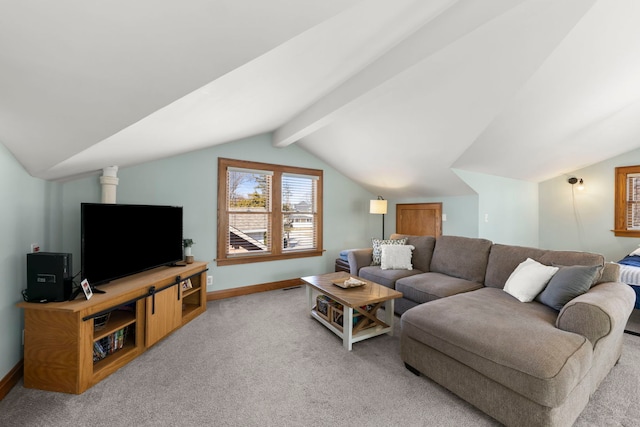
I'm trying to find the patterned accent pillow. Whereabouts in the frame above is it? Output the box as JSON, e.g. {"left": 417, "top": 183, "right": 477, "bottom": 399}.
{"left": 371, "top": 238, "right": 407, "bottom": 266}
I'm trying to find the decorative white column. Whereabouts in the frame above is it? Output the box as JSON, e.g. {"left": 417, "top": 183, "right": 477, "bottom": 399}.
{"left": 100, "top": 166, "right": 119, "bottom": 204}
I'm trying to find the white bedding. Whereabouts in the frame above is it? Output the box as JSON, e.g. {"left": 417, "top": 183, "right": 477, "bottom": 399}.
{"left": 618, "top": 263, "right": 640, "bottom": 286}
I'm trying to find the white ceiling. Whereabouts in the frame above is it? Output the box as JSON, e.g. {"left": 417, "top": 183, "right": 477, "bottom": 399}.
{"left": 2, "top": 0, "right": 640, "bottom": 198}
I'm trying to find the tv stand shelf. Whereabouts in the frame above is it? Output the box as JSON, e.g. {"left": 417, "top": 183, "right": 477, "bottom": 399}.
{"left": 17, "top": 261, "right": 208, "bottom": 394}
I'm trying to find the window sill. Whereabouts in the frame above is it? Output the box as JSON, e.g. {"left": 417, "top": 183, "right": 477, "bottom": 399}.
{"left": 611, "top": 229, "right": 640, "bottom": 237}
{"left": 216, "top": 249, "right": 324, "bottom": 266}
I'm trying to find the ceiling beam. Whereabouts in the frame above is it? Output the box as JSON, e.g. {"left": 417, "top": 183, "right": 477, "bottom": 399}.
{"left": 272, "top": 0, "right": 525, "bottom": 148}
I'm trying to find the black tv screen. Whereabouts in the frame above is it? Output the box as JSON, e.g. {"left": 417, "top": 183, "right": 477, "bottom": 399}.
{"left": 81, "top": 203, "right": 184, "bottom": 286}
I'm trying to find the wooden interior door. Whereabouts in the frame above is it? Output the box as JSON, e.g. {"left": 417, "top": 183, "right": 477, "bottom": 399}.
{"left": 396, "top": 203, "right": 442, "bottom": 236}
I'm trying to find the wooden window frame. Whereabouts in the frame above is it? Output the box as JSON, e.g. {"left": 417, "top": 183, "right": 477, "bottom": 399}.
{"left": 613, "top": 165, "right": 640, "bottom": 237}
{"left": 216, "top": 158, "right": 323, "bottom": 266}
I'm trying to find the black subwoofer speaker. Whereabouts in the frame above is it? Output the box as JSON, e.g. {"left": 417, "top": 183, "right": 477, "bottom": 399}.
{"left": 26, "top": 252, "right": 73, "bottom": 302}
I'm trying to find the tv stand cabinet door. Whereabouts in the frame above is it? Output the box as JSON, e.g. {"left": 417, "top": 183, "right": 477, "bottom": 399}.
{"left": 145, "top": 285, "right": 181, "bottom": 347}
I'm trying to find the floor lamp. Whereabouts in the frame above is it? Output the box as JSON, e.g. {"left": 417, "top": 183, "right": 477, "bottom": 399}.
{"left": 370, "top": 196, "right": 388, "bottom": 239}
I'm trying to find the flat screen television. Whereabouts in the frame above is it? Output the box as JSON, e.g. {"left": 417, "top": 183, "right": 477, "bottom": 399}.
{"left": 81, "top": 203, "right": 184, "bottom": 287}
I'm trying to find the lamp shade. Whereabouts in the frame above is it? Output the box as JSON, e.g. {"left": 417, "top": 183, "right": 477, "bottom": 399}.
{"left": 369, "top": 199, "right": 388, "bottom": 215}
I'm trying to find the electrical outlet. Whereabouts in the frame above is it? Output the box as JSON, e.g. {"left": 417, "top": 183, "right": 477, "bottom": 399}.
{"left": 30, "top": 243, "right": 40, "bottom": 253}
{"left": 207, "top": 276, "right": 213, "bottom": 286}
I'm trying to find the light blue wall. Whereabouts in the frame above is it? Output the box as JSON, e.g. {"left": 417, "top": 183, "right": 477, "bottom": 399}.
{"left": 454, "top": 169, "right": 539, "bottom": 247}
{"left": 540, "top": 146, "right": 640, "bottom": 261}
{"left": 6, "top": 130, "right": 634, "bottom": 383}
{"left": 361, "top": 171, "right": 536, "bottom": 247}
{"left": 0, "top": 143, "right": 62, "bottom": 381}
{"left": 60, "top": 134, "right": 380, "bottom": 291}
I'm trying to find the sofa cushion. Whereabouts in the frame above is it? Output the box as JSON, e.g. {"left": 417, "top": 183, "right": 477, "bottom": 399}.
{"left": 396, "top": 272, "right": 483, "bottom": 304}
{"left": 484, "top": 244, "right": 548, "bottom": 289}
{"left": 358, "top": 266, "right": 422, "bottom": 289}
{"left": 537, "top": 264, "right": 601, "bottom": 311}
{"left": 370, "top": 238, "right": 407, "bottom": 266}
{"left": 429, "top": 236, "right": 492, "bottom": 283}
{"left": 503, "top": 258, "right": 559, "bottom": 302}
{"left": 401, "top": 287, "right": 593, "bottom": 407}
{"left": 390, "top": 234, "right": 436, "bottom": 273}
{"left": 485, "top": 245, "right": 606, "bottom": 289}
{"left": 380, "top": 244, "right": 414, "bottom": 270}
{"left": 538, "top": 251, "right": 604, "bottom": 285}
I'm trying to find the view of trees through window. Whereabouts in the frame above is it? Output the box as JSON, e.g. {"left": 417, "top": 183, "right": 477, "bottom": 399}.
{"left": 227, "top": 170, "right": 272, "bottom": 255}
{"left": 228, "top": 170, "right": 270, "bottom": 208}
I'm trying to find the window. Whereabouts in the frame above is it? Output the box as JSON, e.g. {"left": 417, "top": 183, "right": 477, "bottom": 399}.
{"left": 614, "top": 165, "right": 640, "bottom": 237}
{"left": 217, "top": 158, "right": 323, "bottom": 265}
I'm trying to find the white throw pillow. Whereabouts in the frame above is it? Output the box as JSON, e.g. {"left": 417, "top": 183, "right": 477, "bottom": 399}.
{"left": 380, "top": 244, "right": 415, "bottom": 270}
{"left": 370, "top": 238, "right": 407, "bottom": 266}
{"left": 503, "top": 258, "right": 559, "bottom": 302}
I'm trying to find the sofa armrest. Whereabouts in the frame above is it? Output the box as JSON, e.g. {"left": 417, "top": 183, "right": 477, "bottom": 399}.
{"left": 556, "top": 281, "right": 635, "bottom": 347}
{"left": 347, "top": 248, "right": 373, "bottom": 276}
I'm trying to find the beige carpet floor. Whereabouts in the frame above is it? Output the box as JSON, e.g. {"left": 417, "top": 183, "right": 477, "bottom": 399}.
{"left": 626, "top": 308, "right": 640, "bottom": 335}
{"left": 0, "top": 287, "right": 638, "bottom": 426}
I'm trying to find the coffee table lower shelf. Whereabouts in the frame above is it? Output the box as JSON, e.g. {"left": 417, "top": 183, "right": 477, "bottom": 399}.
{"left": 310, "top": 306, "right": 393, "bottom": 350}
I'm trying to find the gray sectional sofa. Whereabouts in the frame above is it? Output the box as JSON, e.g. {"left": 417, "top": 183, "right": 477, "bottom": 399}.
{"left": 347, "top": 234, "right": 635, "bottom": 427}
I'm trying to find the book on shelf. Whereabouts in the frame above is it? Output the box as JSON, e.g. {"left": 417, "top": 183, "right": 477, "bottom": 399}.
{"left": 93, "top": 326, "right": 129, "bottom": 362}
{"left": 93, "top": 341, "right": 106, "bottom": 361}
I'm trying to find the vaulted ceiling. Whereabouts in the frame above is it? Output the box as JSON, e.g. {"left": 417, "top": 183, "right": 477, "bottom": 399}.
{"left": 2, "top": 0, "right": 639, "bottom": 198}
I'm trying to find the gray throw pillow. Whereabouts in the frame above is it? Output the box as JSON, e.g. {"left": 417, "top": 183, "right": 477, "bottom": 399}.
{"left": 537, "top": 264, "right": 601, "bottom": 311}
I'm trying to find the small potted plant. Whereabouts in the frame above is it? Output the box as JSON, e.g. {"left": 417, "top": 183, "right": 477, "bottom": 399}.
{"left": 183, "top": 239, "right": 195, "bottom": 264}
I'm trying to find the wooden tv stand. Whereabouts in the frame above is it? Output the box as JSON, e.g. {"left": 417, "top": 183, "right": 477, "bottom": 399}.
{"left": 17, "top": 261, "right": 208, "bottom": 394}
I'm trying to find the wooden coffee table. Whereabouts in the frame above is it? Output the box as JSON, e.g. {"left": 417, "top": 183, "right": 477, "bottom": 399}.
{"left": 301, "top": 271, "right": 403, "bottom": 351}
